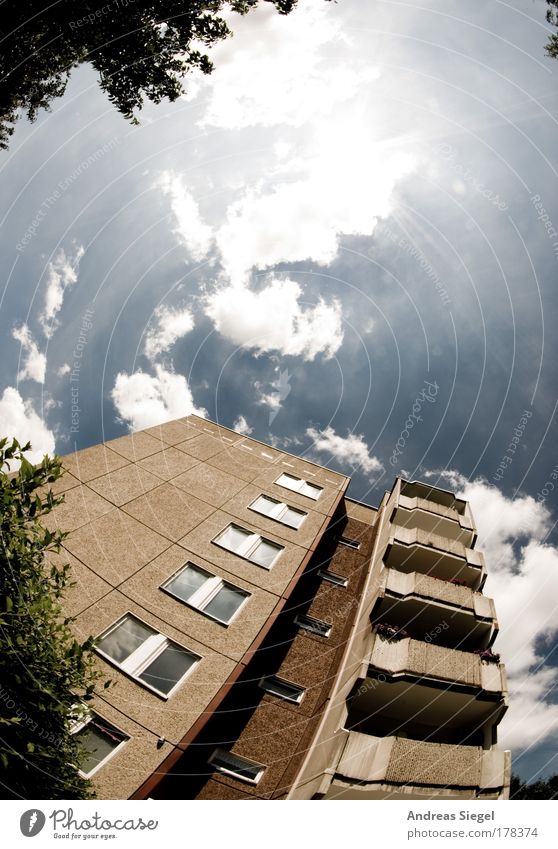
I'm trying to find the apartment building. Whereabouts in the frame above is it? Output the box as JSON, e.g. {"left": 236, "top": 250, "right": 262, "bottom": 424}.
{"left": 47, "top": 414, "right": 510, "bottom": 800}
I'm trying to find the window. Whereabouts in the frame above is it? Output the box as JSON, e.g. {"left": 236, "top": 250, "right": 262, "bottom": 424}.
{"left": 294, "top": 614, "right": 332, "bottom": 637}
{"left": 162, "top": 563, "right": 249, "bottom": 625}
{"left": 209, "top": 749, "right": 265, "bottom": 784}
{"left": 72, "top": 713, "right": 128, "bottom": 778}
{"left": 96, "top": 614, "right": 200, "bottom": 697}
{"left": 213, "top": 524, "right": 283, "bottom": 569}
{"left": 338, "top": 535, "right": 361, "bottom": 550}
{"left": 318, "top": 568, "right": 348, "bottom": 588}
{"left": 259, "top": 675, "right": 305, "bottom": 703}
{"left": 250, "top": 494, "right": 307, "bottom": 529}
{"left": 275, "top": 472, "right": 323, "bottom": 500}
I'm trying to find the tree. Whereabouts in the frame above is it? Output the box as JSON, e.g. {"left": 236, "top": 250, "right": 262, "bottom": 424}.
{"left": 510, "top": 772, "right": 558, "bottom": 799}
{"left": 0, "top": 438, "right": 103, "bottom": 799}
{"left": 546, "top": 2, "right": 558, "bottom": 57}
{"left": 0, "top": 1, "right": 301, "bottom": 150}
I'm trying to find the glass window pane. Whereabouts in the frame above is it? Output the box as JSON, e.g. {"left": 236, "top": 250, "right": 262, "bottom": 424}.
{"left": 261, "top": 677, "right": 304, "bottom": 702}
{"left": 98, "top": 615, "right": 155, "bottom": 664}
{"left": 216, "top": 525, "right": 252, "bottom": 553}
{"left": 165, "top": 564, "right": 210, "bottom": 602}
{"left": 139, "top": 642, "right": 197, "bottom": 694}
{"left": 301, "top": 482, "right": 322, "bottom": 499}
{"left": 296, "top": 614, "right": 331, "bottom": 636}
{"left": 282, "top": 507, "right": 306, "bottom": 528}
{"left": 204, "top": 584, "right": 248, "bottom": 623}
{"left": 318, "top": 569, "right": 348, "bottom": 587}
{"left": 252, "top": 495, "right": 278, "bottom": 516}
{"left": 250, "top": 539, "right": 282, "bottom": 568}
{"left": 276, "top": 473, "right": 300, "bottom": 492}
{"left": 210, "top": 750, "right": 262, "bottom": 781}
{"left": 75, "top": 719, "right": 126, "bottom": 776}
{"left": 338, "top": 535, "right": 360, "bottom": 549}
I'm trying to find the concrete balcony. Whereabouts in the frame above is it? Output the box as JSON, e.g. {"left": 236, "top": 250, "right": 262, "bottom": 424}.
{"left": 384, "top": 525, "right": 485, "bottom": 589}
{"left": 327, "top": 732, "right": 510, "bottom": 799}
{"left": 369, "top": 635, "right": 506, "bottom": 693}
{"left": 392, "top": 490, "right": 476, "bottom": 548}
{"left": 374, "top": 568, "right": 497, "bottom": 650}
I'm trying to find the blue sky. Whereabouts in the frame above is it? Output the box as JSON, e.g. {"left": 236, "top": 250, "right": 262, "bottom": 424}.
{"left": 1, "top": 0, "right": 558, "bottom": 781}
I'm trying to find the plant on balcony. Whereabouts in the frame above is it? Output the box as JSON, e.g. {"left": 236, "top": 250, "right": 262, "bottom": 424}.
{"left": 374, "top": 622, "right": 409, "bottom": 641}
{"left": 431, "top": 575, "right": 468, "bottom": 587}
{"left": 474, "top": 648, "right": 500, "bottom": 663}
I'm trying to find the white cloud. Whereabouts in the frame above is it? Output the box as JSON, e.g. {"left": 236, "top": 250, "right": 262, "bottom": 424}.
{"left": 194, "top": 0, "right": 379, "bottom": 130}
{"left": 156, "top": 171, "right": 213, "bottom": 261}
{"left": 425, "top": 470, "right": 558, "bottom": 752}
{"left": 12, "top": 324, "right": 46, "bottom": 384}
{"left": 307, "top": 426, "right": 384, "bottom": 476}
{"left": 216, "top": 143, "right": 416, "bottom": 282}
{"left": 258, "top": 392, "right": 282, "bottom": 411}
{"left": 179, "top": 2, "right": 415, "bottom": 287}
{"left": 233, "top": 415, "right": 253, "bottom": 436}
{"left": 144, "top": 305, "right": 194, "bottom": 361}
{"left": 0, "top": 387, "right": 55, "bottom": 466}
{"left": 111, "top": 365, "right": 206, "bottom": 431}
{"left": 57, "top": 363, "right": 71, "bottom": 376}
{"left": 205, "top": 276, "right": 343, "bottom": 360}
{"left": 40, "top": 246, "right": 84, "bottom": 338}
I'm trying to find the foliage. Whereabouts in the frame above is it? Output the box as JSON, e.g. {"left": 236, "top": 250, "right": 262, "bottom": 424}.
{"left": 510, "top": 772, "right": 558, "bottom": 799}
{"left": 0, "top": 438, "right": 102, "bottom": 799}
{"left": 374, "top": 622, "right": 409, "bottom": 641}
{"left": 546, "top": 2, "right": 558, "bottom": 58}
{"left": 0, "top": 1, "right": 301, "bottom": 149}
{"left": 473, "top": 648, "right": 500, "bottom": 663}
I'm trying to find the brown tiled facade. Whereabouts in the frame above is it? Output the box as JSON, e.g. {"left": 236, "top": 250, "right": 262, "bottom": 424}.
{"left": 50, "top": 416, "right": 510, "bottom": 800}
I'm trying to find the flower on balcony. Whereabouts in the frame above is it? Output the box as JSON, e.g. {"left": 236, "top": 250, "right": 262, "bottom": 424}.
{"left": 374, "top": 622, "right": 409, "bottom": 641}
{"left": 474, "top": 648, "right": 500, "bottom": 663}
{"left": 431, "top": 575, "right": 468, "bottom": 587}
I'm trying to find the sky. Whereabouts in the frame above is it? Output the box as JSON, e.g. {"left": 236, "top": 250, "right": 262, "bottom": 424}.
{"left": 1, "top": 0, "right": 558, "bottom": 783}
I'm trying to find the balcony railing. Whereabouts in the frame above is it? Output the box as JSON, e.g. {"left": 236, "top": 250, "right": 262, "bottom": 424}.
{"left": 335, "top": 731, "right": 510, "bottom": 792}
{"left": 381, "top": 568, "right": 495, "bottom": 621}
{"left": 398, "top": 493, "right": 475, "bottom": 528}
{"left": 392, "top": 495, "right": 476, "bottom": 548}
{"left": 369, "top": 635, "right": 506, "bottom": 694}
{"left": 384, "top": 526, "right": 485, "bottom": 588}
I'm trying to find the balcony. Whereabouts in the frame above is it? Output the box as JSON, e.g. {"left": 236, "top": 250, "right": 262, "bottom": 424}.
{"left": 326, "top": 732, "right": 510, "bottom": 799}
{"left": 391, "top": 483, "right": 476, "bottom": 548}
{"left": 384, "top": 526, "right": 485, "bottom": 589}
{"left": 369, "top": 634, "right": 506, "bottom": 693}
{"left": 374, "top": 568, "right": 497, "bottom": 651}
{"left": 342, "top": 636, "right": 506, "bottom": 751}
{"left": 400, "top": 480, "right": 469, "bottom": 516}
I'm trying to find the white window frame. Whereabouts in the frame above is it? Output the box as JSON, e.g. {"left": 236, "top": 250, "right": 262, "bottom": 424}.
{"left": 71, "top": 711, "right": 129, "bottom": 778}
{"left": 212, "top": 523, "right": 283, "bottom": 569}
{"left": 249, "top": 494, "right": 307, "bottom": 529}
{"left": 95, "top": 614, "right": 201, "bottom": 699}
{"left": 338, "top": 535, "right": 361, "bottom": 550}
{"left": 162, "top": 564, "right": 250, "bottom": 625}
{"left": 259, "top": 675, "right": 305, "bottom": 704}
{"left": 318, "top": 568, "right": 348, "bottom": 588}
{"left": 275, "top": 472, "right": 323, "bottom": 501}
{"left": 294, "top": 613, "right": 332, "bottom": 637}
{"left": 208, "top": 748, "right": 265, "bottom": 785}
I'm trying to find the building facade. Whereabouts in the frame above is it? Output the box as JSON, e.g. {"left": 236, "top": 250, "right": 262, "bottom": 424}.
{"left": 48, "top": 415, "right": 510, "bottom": 800}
